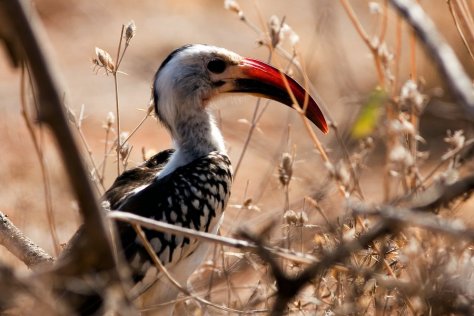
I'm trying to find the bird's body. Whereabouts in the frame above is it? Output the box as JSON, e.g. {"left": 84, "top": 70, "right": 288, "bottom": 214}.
{"left": 106, "top": 150, "right": 232, "bottom": 293}
{"left": 66, "top": 44, "right": 328, "bottom": 315}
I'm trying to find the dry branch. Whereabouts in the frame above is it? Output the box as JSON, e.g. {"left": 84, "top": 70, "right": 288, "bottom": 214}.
{"left": 0, "top": 212, "right": 53, "bottom": 269}
{"left": 0, "top": 0, "right": 117, "bottom": 271}
{"left": 239, "top": 222, "right": 393, "bottom": 316}
{"left": 109, "top": 211, "right": 317, "bottom": 264}
{"left": 0, "top": 0, "right": 132, "bottom": 312}
{"left": 351, "top": 202, "right": 474, "bottom": 241}
{"left": 389, "top": 0, "right": 474, "bottom": 117}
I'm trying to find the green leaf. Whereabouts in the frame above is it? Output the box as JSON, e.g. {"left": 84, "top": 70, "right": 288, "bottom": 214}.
{"left": 351, "top": 87, "right": 386, "bottom": 139}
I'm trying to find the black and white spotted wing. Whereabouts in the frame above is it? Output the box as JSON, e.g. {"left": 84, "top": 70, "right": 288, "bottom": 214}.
{"left": 104, "top": 150, "right": 232, "bottom": 283}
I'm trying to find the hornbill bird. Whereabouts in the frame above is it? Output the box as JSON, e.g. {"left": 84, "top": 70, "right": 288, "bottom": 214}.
{"left": 67, "top": 44, "right": 328, "bottom": 315}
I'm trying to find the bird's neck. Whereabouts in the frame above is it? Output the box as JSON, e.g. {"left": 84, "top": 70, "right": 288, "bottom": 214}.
{"left": 173, "top": 109, "right": 226, "bottom": 156}
{"left": 158, "top": 107, "right": 226, "bottom": 179}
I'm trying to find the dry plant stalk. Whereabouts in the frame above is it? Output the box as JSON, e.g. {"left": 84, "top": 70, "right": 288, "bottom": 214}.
{"left": 448, "top": 0, "right": 474, "bottom": 63}
{"left": 19, "top": 64, "right": 61, "bottom": 256}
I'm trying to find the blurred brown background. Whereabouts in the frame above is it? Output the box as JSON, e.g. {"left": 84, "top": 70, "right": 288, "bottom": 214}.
{"left": 0, "top": 0, "right": 472, "bottom": 269}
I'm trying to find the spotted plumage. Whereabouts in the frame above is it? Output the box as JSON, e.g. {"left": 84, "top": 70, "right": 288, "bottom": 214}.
{"left": 106, "top": 151, "right": 232, "bottom": 284}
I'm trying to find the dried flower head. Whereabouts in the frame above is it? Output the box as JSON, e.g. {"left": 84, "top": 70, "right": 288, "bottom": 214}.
{"left": 224, "top": 0, "right": 243, "bottom": 19}
{"left": 279, "top": 152, "right": 293, "bottom": 186}
{"left": 93, "top": 47, "right": 115, "bottom": 73}
{"left": 389, "top": 144, "right": 414, "bottom": 168}
{"left": 369, "top": 2, "right": 381, "bottom": 14}
{"left": 106, "top": 111, "right": 115, "bottom": 128}
{"left": 125, "top": 20, "right": 136, "bottom": 43}
{"left": 389, "top": 117, "right": 415, "bottom": 136}
{"left": 284, "top": 209, "right": 298, "bottom": 225}
{"left": 269, "top": 15, "right": 282, "bottom": 48}
{"left": 400, "top": 79, "right": 426, "bottom": 113}
{"left": 141, "top": 147, "right": 157, "bottom": 162}
{"left": 297, "top": 211, "right": 308, "bottom": 225}
{"left": 444, "top": 130, "right": 465, "bottom": 152}
{"left": 101, "top": 200, "right": 111, "bottom": 212}
{"left": 119, "top": 131, "right": 131, "bottom": 160}
{"left": 281, "top": 23, "right": 300, "bottom": 47}
{"left": 442, "top": 130, "right": 465, "bottom": 160}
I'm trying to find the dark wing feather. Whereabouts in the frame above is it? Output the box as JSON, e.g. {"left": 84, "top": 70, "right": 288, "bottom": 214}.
{"left": 104, "top": 149, "right": 175, "bottom": 208}
{"left": 109, "top": 151, "right": 232, "bottom": 283}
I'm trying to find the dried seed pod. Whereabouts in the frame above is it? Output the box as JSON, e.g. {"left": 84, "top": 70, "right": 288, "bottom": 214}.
{"left": 269, "top": 15, "right": 283, "bottom": 48}
{"left": 125, "top": 20, "right": 136, "bottom": 43}
{"left": 278, "top": 152, "right": 293, "bottom": 186}
{"left": 369, "top": 1, "right": 381, "bottom": 14}
{"left": 224, "top": 0, "right": 243, "bottom": 18}
{"left": 281, "top": 23, "right": 300, "bottom": 47}
{"left": 94, "top": 47, "right": 115, "bottom": 72}
{"left": 444, "top": 130, "right": 465, "bottom": 152}
{"left": 297, "top": 211, "right": 308, "bottom": 225}
{"left": 284, "top": 210, "right": 298, "bottom": 225}
{"left": 119, "top": 132, "right": 130, "bottom": 160}
{"left": 101, "top": 200, "right": 111, "bottom": 212}
{"left": 106, "top": 111, "right": 115, "bottom": 128}
{"left": 389, "top": 144, "right": 414, "bottom": 168}
{"left": 400, "top": 79, "right": 426, "bottom": 113}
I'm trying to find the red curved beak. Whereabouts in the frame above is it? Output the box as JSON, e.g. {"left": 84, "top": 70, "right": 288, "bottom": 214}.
{"left": 224, "top": 58, "right": 328, "bottom": 134}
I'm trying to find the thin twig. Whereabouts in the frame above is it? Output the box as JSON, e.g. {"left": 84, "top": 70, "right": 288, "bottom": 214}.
{"left": 71, "top": 105, "right": 106, "bottom": 192}
{"left": 339, "top": 0, "right": 385, "bottom": 87}
{"left": 97, "top": 108, "right": 152, "bottom": 172}
{"left": 448, "top": 0, "right": 474, "bottom": 63}
{"left": 132, "top": 224, "right": 268, "bottom": 314}
{"left": 20, "top": 64, "right": 60, "bottom": 256}
{"left": 114, "top": 25, "right": 125, "bottom": 176}
{"left": 239, "top": 222, "right": 392, "bottom": 316}
{"left": 233, "top": 50, "right": 273, "bottom": 177}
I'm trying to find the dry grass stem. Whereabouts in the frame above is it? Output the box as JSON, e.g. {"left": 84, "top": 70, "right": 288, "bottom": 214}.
{"left": 20, "top": 64, "right": 61, "bottom": 256}
{"left": 133, "top": 224, "right": 268, "bottom": 314}
{"left": 448, "top": 0, "right": 474, "bottom": 63}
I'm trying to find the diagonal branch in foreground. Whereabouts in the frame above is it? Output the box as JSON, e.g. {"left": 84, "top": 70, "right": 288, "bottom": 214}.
{"left": 109, "top": 211, "right": 317, "bottom": 265}
{"left": 389, "top": 0, "right": 474, "bottom": 117}
{"left": 0, "top": 211, "right": 53, "bottom": 269}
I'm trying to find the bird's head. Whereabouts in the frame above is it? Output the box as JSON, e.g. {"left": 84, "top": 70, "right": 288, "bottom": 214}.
{"left": 153, "top": 44, "right": 328, "bottom": 135}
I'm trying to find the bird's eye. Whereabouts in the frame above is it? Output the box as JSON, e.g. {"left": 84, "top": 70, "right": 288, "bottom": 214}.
{"left": 207, "top": 59, "right": 226, "bottom": 74}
